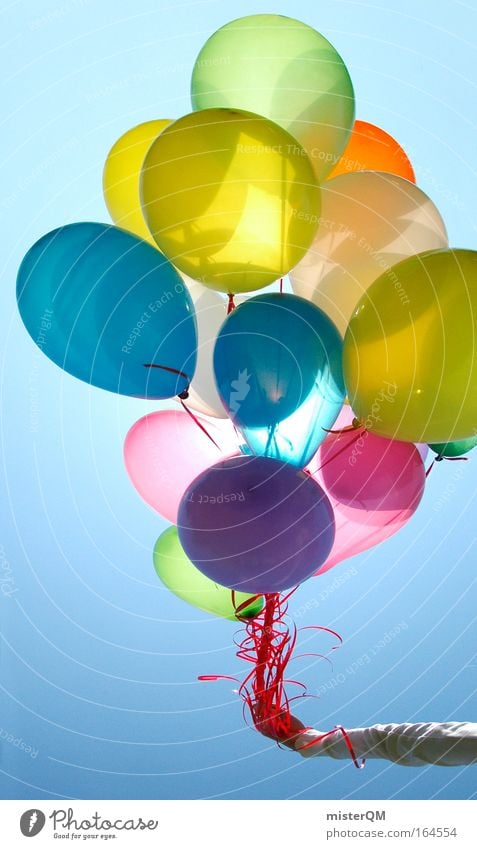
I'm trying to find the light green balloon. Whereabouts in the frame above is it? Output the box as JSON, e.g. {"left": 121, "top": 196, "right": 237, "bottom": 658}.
{"left": 153, "top": 527, "right": 264, "bottom": 620}
{"left": 191, "top": 14, "right": 355, "bottom": 181}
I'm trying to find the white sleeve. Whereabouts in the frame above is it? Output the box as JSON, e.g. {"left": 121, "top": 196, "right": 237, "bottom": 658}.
{"left": 292, "top": 722, "right": 477, "bottom": 767}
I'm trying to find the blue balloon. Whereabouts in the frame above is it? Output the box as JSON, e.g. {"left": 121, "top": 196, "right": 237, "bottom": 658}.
{"left": 213, "top": 293, "right": 345, "bottom": 466}
{"left": 17, "top": 223, "right": 197, "bottom": 398}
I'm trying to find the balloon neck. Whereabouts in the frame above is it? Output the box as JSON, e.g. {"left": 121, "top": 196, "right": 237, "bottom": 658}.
{"left": 178, "top": 389, "right": 189, "bottom": 400}
{"left": 227, "top": 293, "right": 236, "bottom": 314}
{"left": 427, "top": 454, "right": 467, "bottom": 477}
{"left": 322, "top": 418, "right": 365, "bottom": 436}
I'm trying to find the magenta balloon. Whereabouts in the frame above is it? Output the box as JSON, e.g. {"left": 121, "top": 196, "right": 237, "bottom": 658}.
{"left": 177, "top": 455, "right": 335, "bottom": 593}
{"left": 124, "top": 410, "right": 240, "bottom": 523}
{"left": 308, "top": 428, "right": 425, "bottom": 575}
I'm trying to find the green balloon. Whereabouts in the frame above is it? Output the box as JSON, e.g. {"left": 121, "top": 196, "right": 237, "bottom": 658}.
{"left": 429, "top": 436, "right": 477, "bottom": 458}
{"left": 153, "top": 527, "right": 264, "bottom": 620}
{"left": 191, "top": 14, "right": 355, "bottom": 181}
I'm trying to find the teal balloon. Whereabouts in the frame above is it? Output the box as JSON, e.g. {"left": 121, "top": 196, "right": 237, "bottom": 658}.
{"left": 213, "top": 293, "right": 345, "bottom": 467}
{"left": 16, "top": 223, "right": 197, "bottom": 398}
{"left": 429, "top": 437, "right": 477, "bottom": 458}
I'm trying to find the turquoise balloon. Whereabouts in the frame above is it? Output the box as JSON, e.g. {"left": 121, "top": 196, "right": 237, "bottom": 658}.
{"left": 213, "top": 294, "right": 345, "bottom": 467}
{"left": 17, "top": 223, "right": 197, "bottom": 398}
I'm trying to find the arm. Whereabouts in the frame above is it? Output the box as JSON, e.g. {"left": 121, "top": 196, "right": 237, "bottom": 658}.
{"left": 291, "top": 721, "right": 477, "bottom": 767}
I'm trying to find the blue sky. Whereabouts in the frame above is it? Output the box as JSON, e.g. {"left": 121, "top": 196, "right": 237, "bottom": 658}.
{"left": 0, "top": 0, "right": 476, "bottom": 800}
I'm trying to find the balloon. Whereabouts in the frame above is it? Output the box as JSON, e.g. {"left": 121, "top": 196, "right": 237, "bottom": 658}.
{"left": 429, "top": 436, "right": 477, "bottom": 458}
{"left": 103, "top": 119, "right": 171, "bottom": 243}
{"left": 327, "top": 120, "right": 415, "bottom": 182}
{"left": 213, "top": 294, "right": 345, "bottom": 466}
{"left": 16, "top": 223, "right": 197, "bottom": 399}
{"left": 181, "top": 281, "right": 251, "bottom": 418}
{"left": 153, "top": 527, "right": 264, "bottom": 620}
{"left": 190, "top": 14, "right": 355, "bottom": 181}
{"left": 307, "top": 409, "right": 425, "bottom": 575}
{"left": 290, "top": 171, "right": 448, "bottom": 336}
{"left": 416, "top": 443, "right": 429, "bottom": 463}
{"left": 178, "top": 455, "right": 335, "bottom": 593}
{"left": 124, "top": 410, "right": 241, "bottom": 523}
{"left": 180, "top": 276, "right": 229, "bottom": 417}
{"left": 343, "top": 249, "right": 477, "bottom": 444}
{"left": 141, "top": 108, "right": 320, "bottom": 294}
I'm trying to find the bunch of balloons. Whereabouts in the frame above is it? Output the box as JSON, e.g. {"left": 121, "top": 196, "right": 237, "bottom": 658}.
{"left": 16, "top": 14, "right": 477, "bottom": 743}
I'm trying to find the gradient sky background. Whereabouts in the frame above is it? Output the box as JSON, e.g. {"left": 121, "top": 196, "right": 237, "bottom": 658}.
{"left": 1, "top": 0, "right": 476, "bottom": 801}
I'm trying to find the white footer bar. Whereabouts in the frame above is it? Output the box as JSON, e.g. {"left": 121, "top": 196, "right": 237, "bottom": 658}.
{"left": 1, "top": 799, "right": 476, "bottom": 848}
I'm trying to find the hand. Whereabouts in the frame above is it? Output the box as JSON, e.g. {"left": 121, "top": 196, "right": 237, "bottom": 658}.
{"left": 264, "top": 712, "right": 308, "bottom": 749}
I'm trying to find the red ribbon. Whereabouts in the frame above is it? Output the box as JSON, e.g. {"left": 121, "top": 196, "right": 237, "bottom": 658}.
{"left": 199, "top": 592, "right": 364, "bottom": 770}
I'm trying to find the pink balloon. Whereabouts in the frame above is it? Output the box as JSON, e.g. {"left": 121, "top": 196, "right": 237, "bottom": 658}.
{"left": 124, "top": 410, "right": 240, "bottom": 523}
{"left": 307, "top": 418, "right": 426, "bottom": 576}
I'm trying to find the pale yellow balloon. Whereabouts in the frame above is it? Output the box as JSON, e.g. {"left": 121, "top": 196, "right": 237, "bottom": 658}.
{"left": 290, "top": 171, "right": 448, "bottom": 336}
{"left": 103, "top": 119, "right": 171, "bottom": 243}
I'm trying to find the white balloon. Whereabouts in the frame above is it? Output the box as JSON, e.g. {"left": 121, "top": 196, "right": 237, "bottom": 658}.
{"left": 177, "top": 275, "right": 228, "bottom": 417}
{"left": 290, "top": 171, "right": 448, "bottom": 336}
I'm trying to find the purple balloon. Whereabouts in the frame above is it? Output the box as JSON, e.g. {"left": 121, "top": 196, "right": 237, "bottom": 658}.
{"left": 177, "top": 455, "right": 335, "bottom": 594}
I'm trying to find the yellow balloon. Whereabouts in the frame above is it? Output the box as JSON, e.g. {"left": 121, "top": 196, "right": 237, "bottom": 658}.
{"left": 343, "top": 249, "right": 477, "bottom": 444}
{"left": 140, "top": 108, "right": 321, "bottom": 293}
{"left": 103, "top": 119, "right": 171, "bottom": 243}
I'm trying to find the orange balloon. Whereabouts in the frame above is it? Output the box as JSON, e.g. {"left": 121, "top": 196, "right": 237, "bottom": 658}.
{"left": 328, "top": 120, "right": 416, "bottom": 182}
